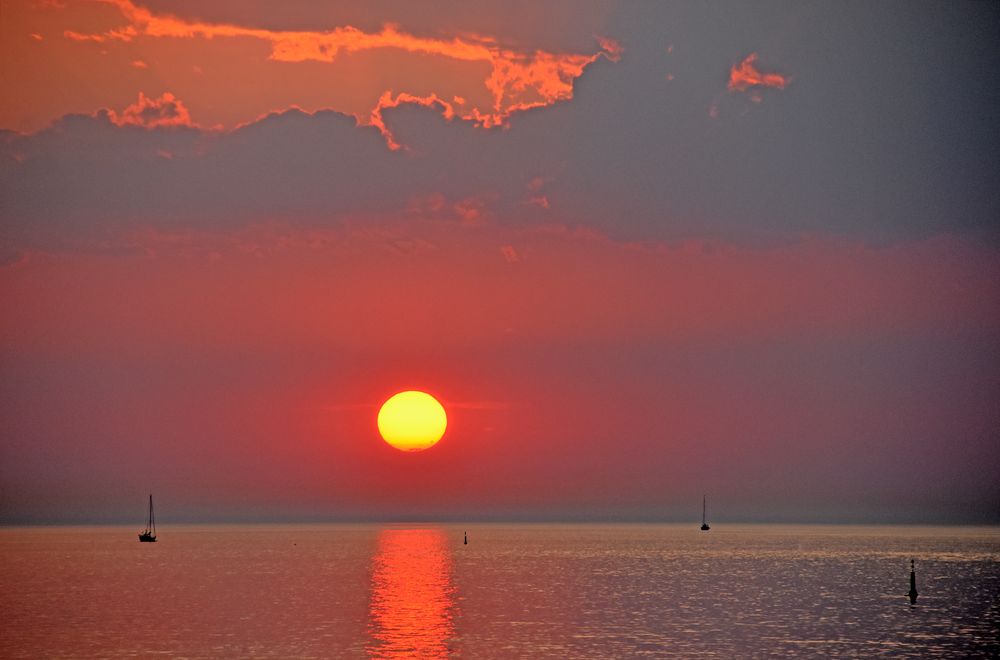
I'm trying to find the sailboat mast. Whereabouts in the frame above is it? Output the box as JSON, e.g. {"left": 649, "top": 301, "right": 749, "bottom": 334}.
{"left": 702, "top": 495, "right": 706, "bottom": 525}
{"left": 148, "top": 494, "right": 155, "bottom": 535}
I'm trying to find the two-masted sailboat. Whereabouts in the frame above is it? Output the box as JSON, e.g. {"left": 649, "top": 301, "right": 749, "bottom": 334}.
{"left": 138, "top": 494, "right": 157, "bottom": 542}
{"left": 700, "top": 494, "right": 711, "bottom": 531}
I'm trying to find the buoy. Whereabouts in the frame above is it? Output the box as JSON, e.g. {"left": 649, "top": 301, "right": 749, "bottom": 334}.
{"left": 908, "top": 559, "right": 918, "bottom": 605}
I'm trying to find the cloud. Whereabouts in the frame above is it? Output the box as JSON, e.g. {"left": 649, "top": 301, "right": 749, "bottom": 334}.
{"left": 594, "top": 35, "right": 623, "bottom": 62}
{"left": 3, "top": 4, "right": 997, "bottom": 253}
{"left": 728, "top": 53, "right": 789, "bottom": 93}
{"left": 64, "top": 0, "right": 617, "bottom": 134}
{"left": 1, "top": 70, "right": 994, "bottom": 258}
{"left": 63, "top": 26, "right": 138, "bottom": 43}
{"left": 369, "top": 92, "right": 455, "bottom": 150}
{"left": 108, "top": 92, "right": 193, "bottom": 128}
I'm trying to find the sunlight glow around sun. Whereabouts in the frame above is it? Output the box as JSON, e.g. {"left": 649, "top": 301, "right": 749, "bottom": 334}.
{"left": 377, "top": 391, "right": 448, "bottom": 452}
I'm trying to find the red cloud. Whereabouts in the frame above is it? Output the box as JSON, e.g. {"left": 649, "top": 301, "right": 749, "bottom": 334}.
{"left": 109, "top": 92, "right": 193, "bottom": 129}
{"left": 595, "top": 35, "right": 623, "bottom": 62}
{"left": 728, "top": 53, "right": 789, "bottom": 93}
{"left": 369, "top": 92, "right": 455, "bottom": 150}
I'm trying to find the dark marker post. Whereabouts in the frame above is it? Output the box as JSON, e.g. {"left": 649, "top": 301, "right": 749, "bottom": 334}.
{"left": 908, "top": 559, "right": 918, "bottom": 605}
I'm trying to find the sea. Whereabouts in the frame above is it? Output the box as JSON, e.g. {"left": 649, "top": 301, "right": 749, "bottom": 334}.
{"left": 1, "top": 524, "right": 997, "bottom": 658}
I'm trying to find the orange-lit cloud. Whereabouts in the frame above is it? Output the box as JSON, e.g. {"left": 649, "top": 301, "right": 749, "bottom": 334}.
{"left": 63, "top": 0, "right": 619, "bottom": 142}
{"left": 109, "top": 91, "right": 192, "bottom": 128}
{"left": 728, "top": 53, "right": 789, "bottom": 92}
{"left": 595, "top": 35, "right": 624, "bottom": 62}
{"left": 483, "top": 49, "right": 607, "bottom": 121}
{"left": 370, "top": 91, "right": 455, "bottom": 150}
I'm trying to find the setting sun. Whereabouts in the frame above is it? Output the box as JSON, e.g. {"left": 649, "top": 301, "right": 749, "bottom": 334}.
{"left": 377, "top": 391, "right": 448, "bottom": 452}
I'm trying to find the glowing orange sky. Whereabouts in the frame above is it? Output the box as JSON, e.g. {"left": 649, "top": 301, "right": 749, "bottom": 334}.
{"left": 2, "top": 1, "right": 998, "bottom": 524}
{"left": 3, "top": 224, "right": 997, "bottom": 520}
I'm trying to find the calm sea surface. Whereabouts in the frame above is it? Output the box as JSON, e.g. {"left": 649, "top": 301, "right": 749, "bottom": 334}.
{"left": 1, "top": 524, "right": 997, "bottom": 658}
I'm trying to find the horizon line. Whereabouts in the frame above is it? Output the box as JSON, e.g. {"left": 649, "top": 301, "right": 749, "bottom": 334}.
{"left": 3, "top": 517, "right": 999, "bottom": 528}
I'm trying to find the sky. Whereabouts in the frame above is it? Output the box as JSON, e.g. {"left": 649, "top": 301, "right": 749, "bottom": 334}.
{"left": 1, "top": 0, "right": 998, "bottom": 524}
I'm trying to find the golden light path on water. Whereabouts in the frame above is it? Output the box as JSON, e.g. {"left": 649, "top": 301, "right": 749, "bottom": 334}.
{"left": 1, "top": 525, "right": 998, "bottom": 656}
{"left": 366, "top": 528, "right": 456, "bottom": 658}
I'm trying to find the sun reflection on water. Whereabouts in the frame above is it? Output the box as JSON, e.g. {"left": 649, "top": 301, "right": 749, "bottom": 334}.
{"left": 367, "top": 528, "right": 456, "bottom": 659}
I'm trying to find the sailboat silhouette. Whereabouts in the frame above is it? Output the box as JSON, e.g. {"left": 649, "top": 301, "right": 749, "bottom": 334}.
{"left": 700, "top": 494, "right": 710, "bottom": 531}
{"left": 138, "top": 494, "right": 157, "bottom": 542}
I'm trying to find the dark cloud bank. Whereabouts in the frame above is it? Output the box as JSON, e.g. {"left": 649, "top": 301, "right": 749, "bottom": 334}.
{"left": 3, "top": 1, "right": 998, "bottom": 255}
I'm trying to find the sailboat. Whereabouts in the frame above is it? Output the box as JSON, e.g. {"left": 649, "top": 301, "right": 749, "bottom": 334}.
{"left": 138, "top": 494, "right": 157, "bottom": 542}
{"left": 700, "top": 494, "right": 710, "bottom": 531}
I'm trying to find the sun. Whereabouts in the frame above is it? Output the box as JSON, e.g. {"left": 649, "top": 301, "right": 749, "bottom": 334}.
{"left": 377, "top": 391, "right": 448, "bottom": 452}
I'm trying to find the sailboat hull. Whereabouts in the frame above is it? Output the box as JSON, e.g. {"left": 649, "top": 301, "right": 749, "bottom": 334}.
{"left": 138, "top": 533, "right": 156, "bottom": 542}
